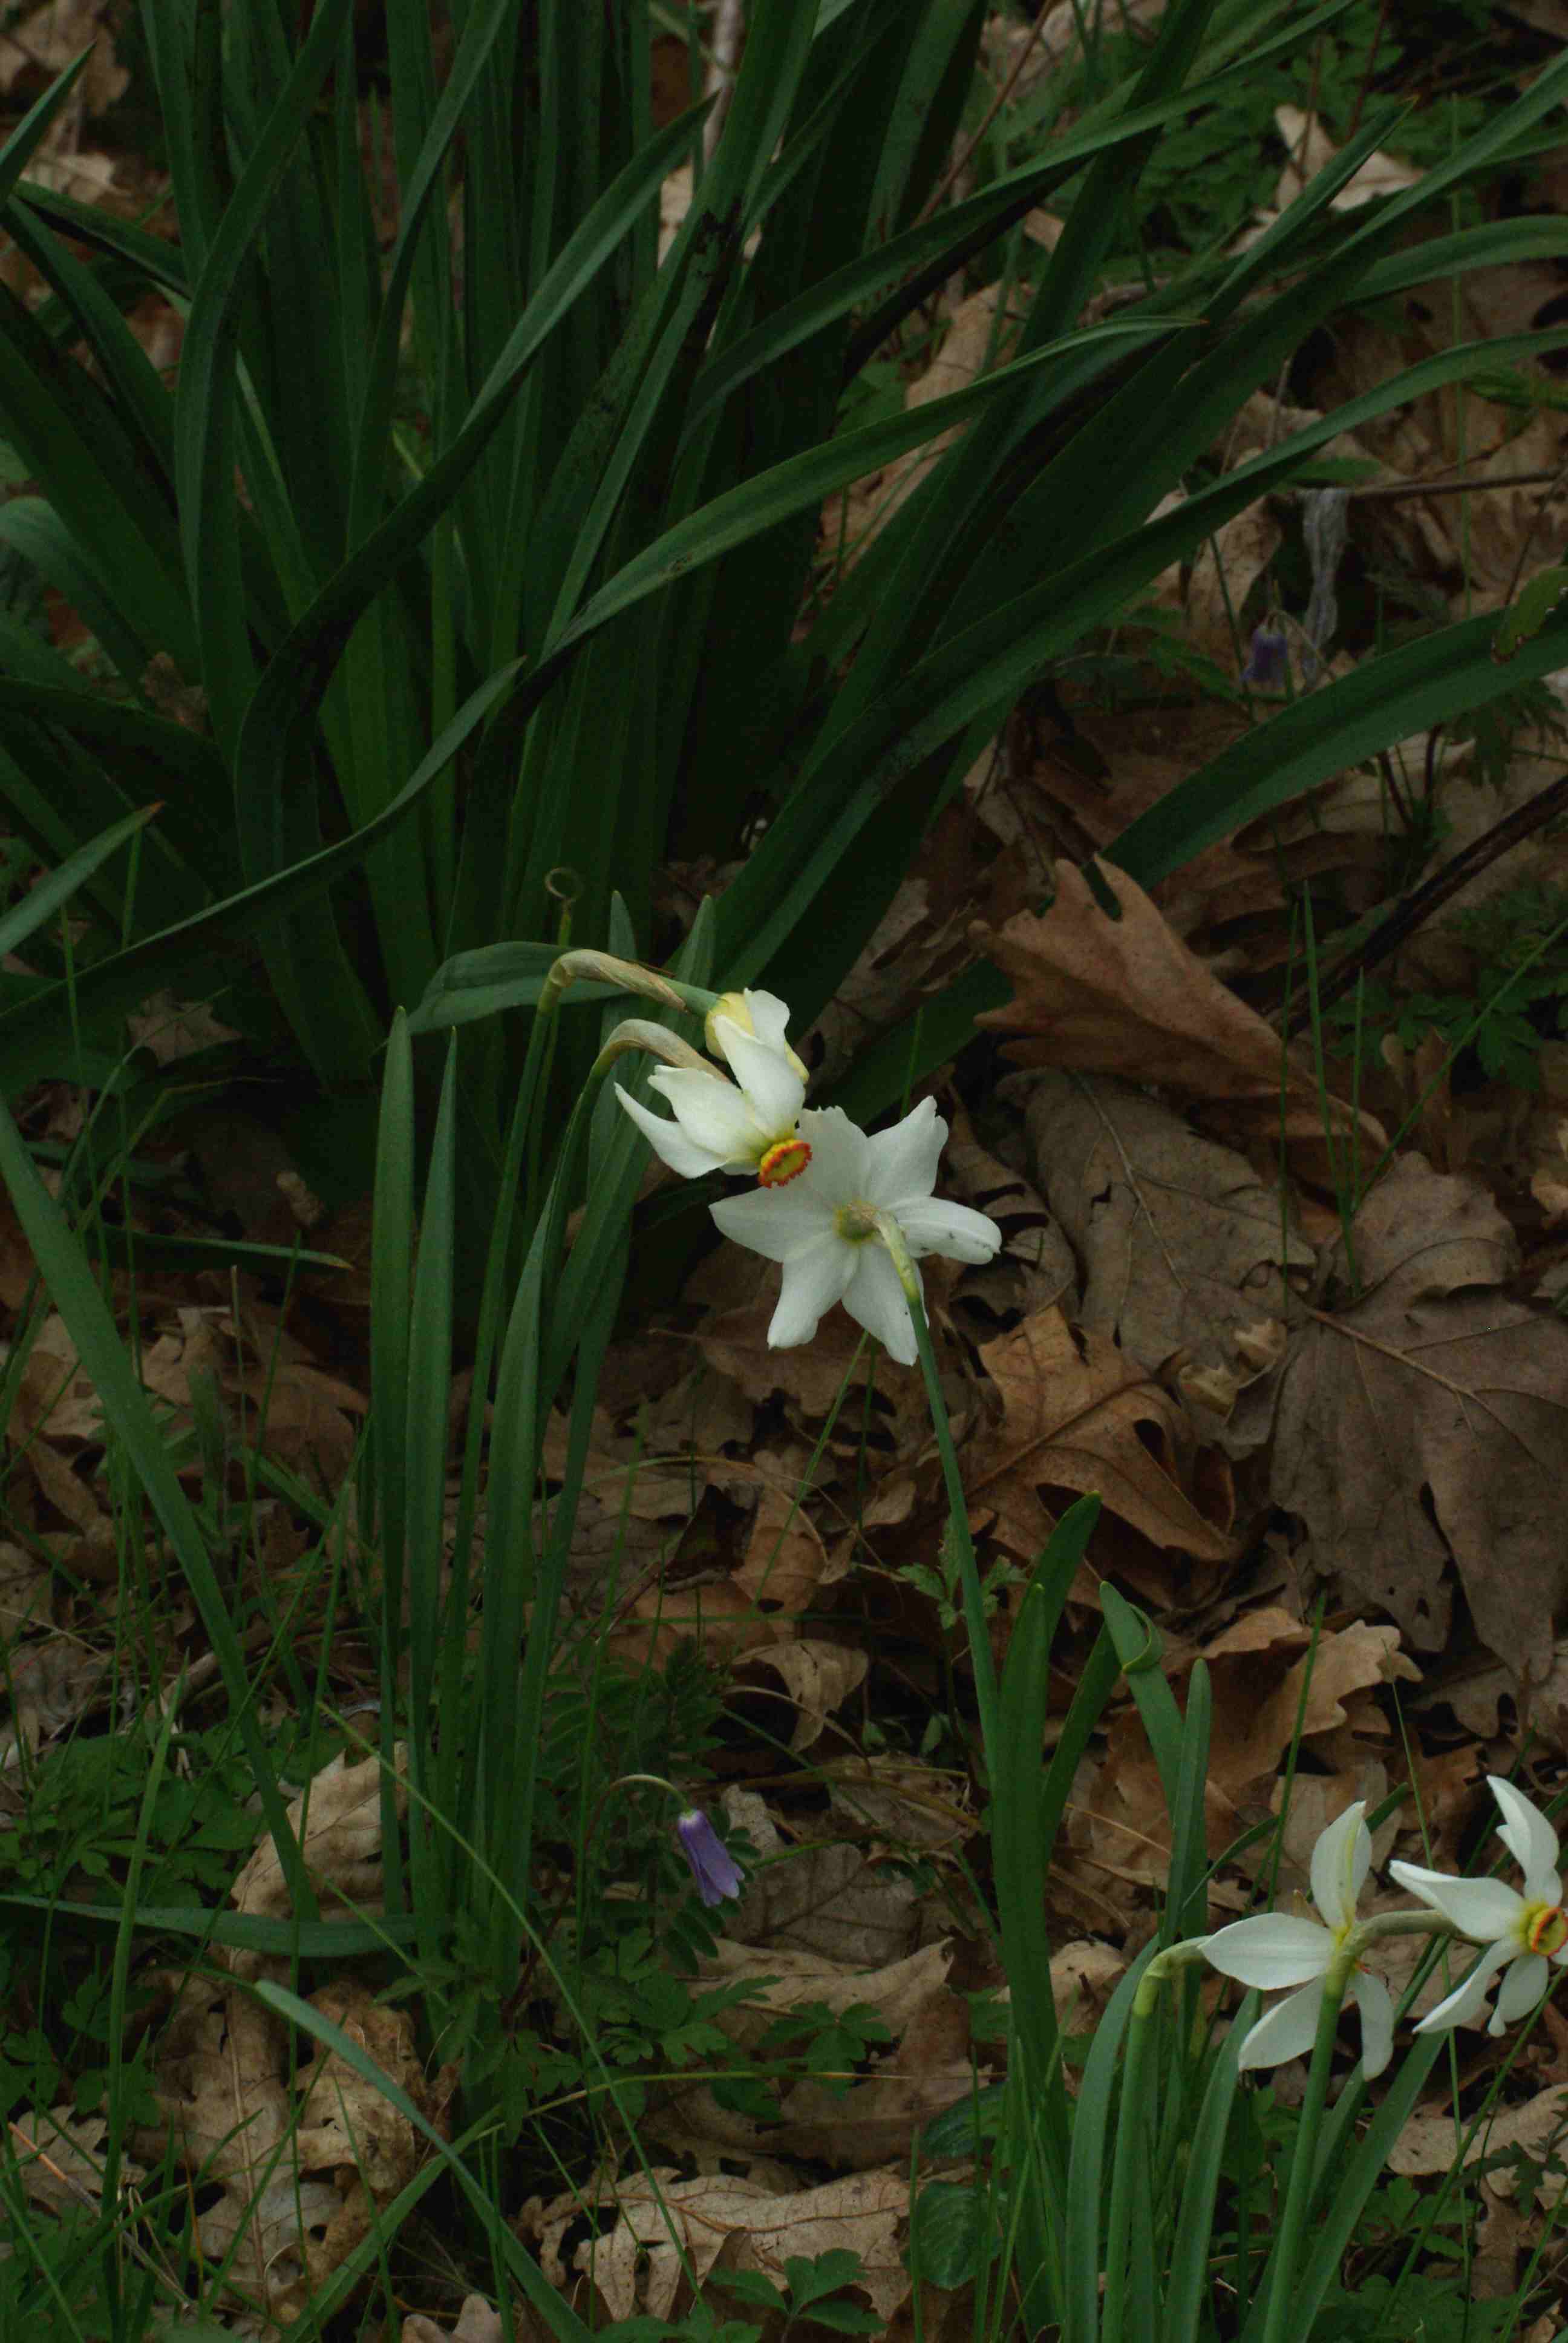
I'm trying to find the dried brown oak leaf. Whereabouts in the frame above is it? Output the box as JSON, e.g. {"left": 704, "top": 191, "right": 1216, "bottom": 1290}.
{"left": 401, "top": 2304, "right": 508, "bottom": 2343}
{"left": 973, "top": 863, "right": 1381, "bottom": 1168}
{"left": 648, "top": 1939, "right": 979, "bottom": 2170}
{"left": 966, "top": 1305, "right": 1237, "bottom": 1573}
{"left": 1267, "top": 1157, "right": 1568, "bottom": 1674}
{"left": 1024, "top": 1072, "right": 1310, "bottom": 1422}
{"left": 530, "top": 2164, "right": 910, "bottom": 2325}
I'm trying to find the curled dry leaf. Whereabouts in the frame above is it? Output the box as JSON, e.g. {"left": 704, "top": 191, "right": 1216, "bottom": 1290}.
{"left": 139, "top": 1973, "right": 336, "bottom": 2325}
{"left": 1163, "top": 500, "right": 1282, "bottom": 672}
{"left": 965, "top": 1305, "right": 1238, "bottom": 1573}
{"left": 294, "top": 1982, "right": 425, "bottom": 2197}
{"left": 735, "top": 1639, "right": 868, "bottom": 1753}
{"left": 650, "top": 1940, "right": 979, "bottom": 2168}
{"left": 974, "top": 864, "right": 1382, "bottom": 1171}
{"left": 141, "top": 1967, "right": 442, "bottom": 2328}
{"left": 943, "top": 1100, "right": 1077, "bottom": 1323}
{"left": 1090, "top": 1611, "right": 1414, "bottom": 1872}
{"left": 1263, "top": 1158, "right": 1568, "bottom": 1673}
{"left": 292, "top": 1984, "right": 430, "bottom": 2296}
{"left": 229, "top": 1746, "right": 407, "bottom": 1974}
{"left": 1024, "top": 1071, "right": 1312, "bottom": 1429}
{"left": 1273, "top": 104, "right": 1426, "bottom": 211}
{"left": 530, "top": 2163, "right": 911, "bottom": 2325}
{"left": 0, "top": 0, "right": 129, "bottom": 111}
{"left": 735, "top": 1467, "right": 838, "bottom": 1613}
{"left": 138, "top": 1304, "right": 367, "bottom": 1490}
{"left": 0, "top": 1540, "right": 51, "bottom": 1637}
{"left": 1195, "top": 1609, "right": 1417, "bottom": 1810}
{"left": 844, "top": 283, "right": 1027, "bottom": 557}
{"left": 1048, "top": 1939, "right": 1126, "bottom": 2030}
{"left": 1391, "top": 2083, "right": 1568, "bottom": 2198}
{"left": 1436, "top": 1635, "right": 1568, "bottom": 1752}
{"left": 692, "top": 1939, "right": 956, "bottom": 2049}
{"left": 824, "top": 1755, "right": 975, "bottom": 1850}
{"left": 6, "top": 2106, "right": 145, "bottom": 2220}
{"left": 400, "top": 2303, "right": 508, "bottom": 2343}
{"left": 722, "top": 1787, "right": 922, "bottom": 1966}
{"left": 0, "top": 1633, "right": 105, "bottom": 1770}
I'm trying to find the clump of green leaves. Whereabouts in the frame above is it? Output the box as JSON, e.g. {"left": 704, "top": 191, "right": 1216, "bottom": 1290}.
{"left": 997, "top": 0, "right": 1504, "bottom": 267}
{"left": 1330, "top": 880, "right": 1568, "bottom": 1091}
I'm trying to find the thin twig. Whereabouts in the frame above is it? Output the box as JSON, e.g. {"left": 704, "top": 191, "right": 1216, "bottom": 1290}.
{"left": 1350, "top": 467, "right": 1568, "bottom": 504}
{"left": 1342, "top": 0, "right": 1395, "bottom": 145}
{"left": 1502, "top": 454, "right": 1568, "bottom": 607}
{"left": 1278, "top": 764, "right": 1568, "bottom": 1035}
{"left": 920, "top": 7, "right": 1056, "bottom": 222}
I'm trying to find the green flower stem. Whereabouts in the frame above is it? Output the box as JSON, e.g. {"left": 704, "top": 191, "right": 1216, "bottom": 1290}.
{"left": 1135, "top": 1937, "right": 1214, "bottom": 2016}
{"left": 1261, "top": 1953, "right": 1351, "bottom": 2343}
{"left": 1102, "top": 1999, "right": 1156, "bottom": 2343}
{"left": 872, "top": 1211, "right": 1001, "bottom": 1771}
{"left": 580, "top": 1772, "right": 690, "bottom": 1875}
{"left": 1347, "top": 1911, "right": 1463, "bottom": 1951}
{"left": 498, "top": 1035, "right": 701, "bottom": 1907}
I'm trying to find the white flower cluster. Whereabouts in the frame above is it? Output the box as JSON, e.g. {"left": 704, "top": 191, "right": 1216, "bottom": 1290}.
{"left": 614, "top": 987, "right": 1000, "bottom": 1364}
{"left": 1203, "top": 1777, "right": 1568, "bottom": 2078}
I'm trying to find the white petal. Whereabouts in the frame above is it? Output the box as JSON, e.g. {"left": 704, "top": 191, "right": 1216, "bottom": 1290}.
{"left": 843, "top": 1239, "right": 918, "bottom": 1363}
{"left": 769, "top": 1240, "right": 855, "bottom": 1349}
{"left": 1490, "top": 1951, "right": 1548, "bottom": 2034}
{"left": 1489, "top": 1775, "right": 1563, "bottom": 1903}
{"left": 711, "top": 1180, "right": 836, "bottom": 1263}
{"left": 897, "top": 1198, "right": 1003, "bottom": 1264}
{"left": 1310, "top": 1801, "right": 1369, "bottom": 1935}
{"left": 863, "top": 1096, "right": 946, "bottom": 1208}
{"left": 793, "top": 1107, "right": 869, "bottom": 1205}
{"left": 711, "top": 1022, "right": 803, "bottom": 1133}
{"left": 738, "top": 989, "right": 794, "bottom": 1055}
{"left": 650, "top": 1066, "right": 764, "bottom": 1160}
{"left": 1201, "top": 1915, "right": 1333, "bottom": 1990}
{"left": 616, "top": 1084, "right": 726, "bottom": 1178}
{"left": 1236, "top": 1984, "right": 1324, "bottom": 2071}
{"left": 1353, "top": 1971, "right": 1395, "bottom": 2079}
{"left": 1388, "top": 1863, "right": 1526, "bottom": 1942}
{"left": 1414, "top": 1940, "right": 1514, "bottom": 2034}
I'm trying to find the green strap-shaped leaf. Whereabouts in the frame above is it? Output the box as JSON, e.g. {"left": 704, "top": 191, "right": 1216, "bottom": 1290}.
{"left": 174, "top": 0, "right": 357, "bottom": 758}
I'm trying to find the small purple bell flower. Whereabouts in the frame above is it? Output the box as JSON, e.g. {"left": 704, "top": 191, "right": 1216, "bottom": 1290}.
{"left": 676, "top": 1807, "right": 745, "bottom": 1907}
{"left": 1241, "top": 624, "right": 1290, "bottom": 688}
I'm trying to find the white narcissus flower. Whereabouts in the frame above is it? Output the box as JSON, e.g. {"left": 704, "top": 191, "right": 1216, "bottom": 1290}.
{"left": 709, "top": 1098, "right": 1001, "bottom": 1366}
{"left": 1391, "top": 1775, "right": 1568, "bottom": 2037}
{"left": 1200, "top": 1801, "right": 1394, "bottom": 2077}
{"left": 615, "top": 988, "right": 811, "bottom": 1185}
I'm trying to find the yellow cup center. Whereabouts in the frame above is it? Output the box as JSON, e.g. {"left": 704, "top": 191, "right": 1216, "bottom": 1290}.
{"left": 1526, "top": 1903, "right": 1568, "bottom": 1956}
{"left": 757, "top": 1137, "right": 811, "bottom": 1187}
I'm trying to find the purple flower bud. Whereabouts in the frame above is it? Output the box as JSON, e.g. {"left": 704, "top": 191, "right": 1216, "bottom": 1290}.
{"left": 676, "top": 1807, "right": 745, "bottom": 1907}
{"left": 1241, "top": 624, "right": 1289, "bottom": 687}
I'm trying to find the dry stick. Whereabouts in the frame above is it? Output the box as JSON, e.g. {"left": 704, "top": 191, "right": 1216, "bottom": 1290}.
{"left": 1278, "top": 762, "right": 1568, "bottom": 1036}
{"left": 702, "top": 0, "right": 744, "bottom": 163}
{"left": 1341, "top": 0, "right": 1395, "bottom": 144}
{"left": 1351, "top": 467, "right": 1568, "bottom": 503}
{"left": 920, "top": 5, "right": 1057, "bottom": 222}
{"left": 1501, "top": 454, "right": 1568, "bottom": 608}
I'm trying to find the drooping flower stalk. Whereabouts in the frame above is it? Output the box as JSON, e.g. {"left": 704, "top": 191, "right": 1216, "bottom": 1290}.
{"left": 615, "top": 988, "right": 812, "bottom": 1183}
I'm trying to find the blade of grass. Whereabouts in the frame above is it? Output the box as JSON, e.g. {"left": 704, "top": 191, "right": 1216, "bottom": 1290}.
{"left": 0, "top": 1092, "right": 312, "bottom": 1915}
